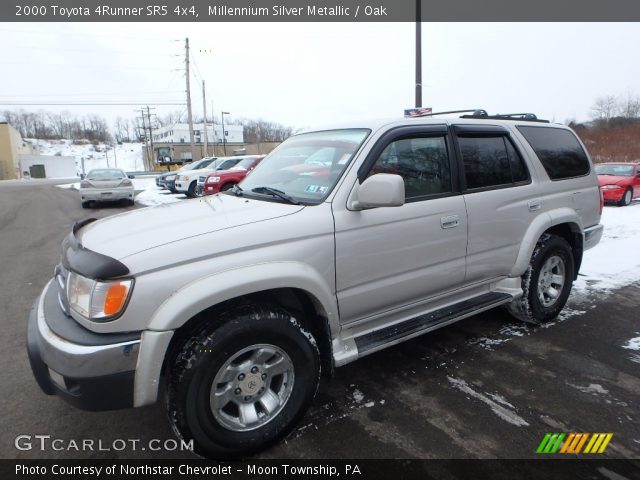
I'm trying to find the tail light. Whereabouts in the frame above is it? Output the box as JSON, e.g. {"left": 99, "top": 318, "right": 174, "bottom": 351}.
{"left": 121, "top": 179, "right": 133, "bottom": 186}
{"left": 598, "top": 186, "right": 604, "bottom": 215}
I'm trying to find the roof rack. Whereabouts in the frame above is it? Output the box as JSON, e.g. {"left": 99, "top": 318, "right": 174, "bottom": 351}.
{"left": 407, "top": 108, "right": 549, "bottom": 123}
{"left": 460, "top": 111, "right": 549, "bottom": 123}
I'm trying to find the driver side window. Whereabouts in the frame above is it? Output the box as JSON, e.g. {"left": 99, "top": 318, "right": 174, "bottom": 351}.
{"left": 369, "top": 136, "right": 452, "bottom": 200}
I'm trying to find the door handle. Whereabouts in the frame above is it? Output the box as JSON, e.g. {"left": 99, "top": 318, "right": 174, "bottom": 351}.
{"left": 528, "top": 199, "right": 542, "bottom": 211}
{"left": 440, "top": 215, "right": 460, "bottom": 229}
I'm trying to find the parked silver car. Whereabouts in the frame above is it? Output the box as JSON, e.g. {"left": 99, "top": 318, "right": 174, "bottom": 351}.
{"left": 28, "top": 111, "right": 603, "bottom": 457}
{"left": 79, "top": 168, "right": 134, "bottom": 208}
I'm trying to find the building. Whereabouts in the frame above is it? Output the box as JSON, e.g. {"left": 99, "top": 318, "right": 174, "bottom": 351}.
{"left": 0, "top": 122, "right": 77, "bottom": 179}
{"left": 148, "top": 123, "right": 245, "bottom": 167}
{"left": 0, "top": 122, "right": 36, "bottom": 180}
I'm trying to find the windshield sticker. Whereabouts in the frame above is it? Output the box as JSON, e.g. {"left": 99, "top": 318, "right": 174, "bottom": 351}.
{"left": 304, "top": 185, "right": 322, "bottom": 193}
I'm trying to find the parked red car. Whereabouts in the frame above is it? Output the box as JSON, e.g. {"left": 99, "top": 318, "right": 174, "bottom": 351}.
{"left": 596, "top": 162, "right": 640, "bottom": 206}
{"left": 201, "top": 155, "right": 265, "bottom": 195}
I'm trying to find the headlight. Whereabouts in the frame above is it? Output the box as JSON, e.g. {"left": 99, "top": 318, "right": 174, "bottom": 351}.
{"left": 206, "top": 176, "right": 220, "bottom": 184}
{"left": 183, "top": 176, "right": 190, "bottom": 181}
{"left": 166, "top": 175, "right": 176, "bottom": 181}
{"left": 67, "top": 272, "right": 133, "bottom": 321}
{"left": 601, "top": 185, "right": 622, "bottom": 190}
{"left": 80, "top": 180, "right": 91, "bottom": 188}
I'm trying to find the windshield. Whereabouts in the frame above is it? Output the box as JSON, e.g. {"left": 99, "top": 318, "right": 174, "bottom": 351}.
{"left": 216, "top": 158, "right": 242, "bottom": 171}
{"left": 231, "top": 158, "right": 257, "bottom": 170}
{"left": 238, "top": 129, "right": 370, "bottom": 204}
{"left": 595, "top": 164, "right": 634, "bottom": 176}
{"left": 87, "top": 169, "right": 125, "bottom": 180}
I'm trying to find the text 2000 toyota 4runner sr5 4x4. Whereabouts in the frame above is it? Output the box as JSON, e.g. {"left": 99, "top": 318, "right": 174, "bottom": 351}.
{"left": 27, "top": 111, "right": 603, "bottom": 457}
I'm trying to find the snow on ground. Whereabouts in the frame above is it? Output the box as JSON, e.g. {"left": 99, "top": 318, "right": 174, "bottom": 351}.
{"left": 27, "top": 139, "right": 145, "bottom": 173}
{"left": 573, "top": 201, "right": 640, "bottom": 297}
{"left": 135, "top": 182, "right": 186, "bottom": 206}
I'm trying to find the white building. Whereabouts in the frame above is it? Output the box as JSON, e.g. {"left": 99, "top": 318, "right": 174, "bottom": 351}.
{"left": 152, "top": 123, "right": 244, "bottom": 145}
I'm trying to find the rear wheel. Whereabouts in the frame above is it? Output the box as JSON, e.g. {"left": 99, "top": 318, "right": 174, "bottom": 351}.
{"left": 81, "top": 201, "right": 90, "bottom": 209}
{"left": 619, "top": 188, "right": 633, "bottom": 207}
{"left": 508, "top": 234, "right": 574, "bottom": 324}
{"left": 166, "top": 304, "right": 320, "bottom": 458}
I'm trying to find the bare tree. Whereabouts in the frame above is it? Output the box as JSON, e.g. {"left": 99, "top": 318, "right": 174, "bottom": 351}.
{"left": 590, "top": 95, "right": 618, "bottom": 121}
{"left": 618, "top": 92, "right": 640, "bottom": 118}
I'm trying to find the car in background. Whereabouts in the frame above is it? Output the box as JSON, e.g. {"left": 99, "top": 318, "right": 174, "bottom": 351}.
{"left": 79, "top": 168, "right": 135, "bottom": 208}
{"left": 156, "top": 157, "right": 217, "bottom": 193}
{"left": 175, "top": 157, "right": 243, "bottom": 198}
{"left": 200, "top": 155, "right": 265, "bottom": 195}
{"left": 596, "top": 162, "right": 640, "bottom": 206}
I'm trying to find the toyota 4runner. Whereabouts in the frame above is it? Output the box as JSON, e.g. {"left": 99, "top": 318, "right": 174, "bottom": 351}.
{"left": 27, "top": 111, "right": 604, "bottom": 457}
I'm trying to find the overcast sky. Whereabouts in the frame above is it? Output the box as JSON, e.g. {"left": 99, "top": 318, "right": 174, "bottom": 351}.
{"left": 0, "top": 22, "right": 638, "bottom": 130}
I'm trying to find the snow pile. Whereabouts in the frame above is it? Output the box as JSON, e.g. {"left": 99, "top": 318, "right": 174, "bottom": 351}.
{"left": 135, "top": 183, "right": 185, "bottom": 207}
{"left": 27, "top": 139, "right": 145, "bottom": 173}
{"left": 574, "top": 202, "right": 640, "bottom": 296}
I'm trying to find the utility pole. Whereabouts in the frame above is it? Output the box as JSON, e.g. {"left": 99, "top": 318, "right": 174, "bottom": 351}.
{"left": 146, "top": 106, "right": 155, "bottom": 165}
{"left": 113, "top": 142, "right": 118, "bottom": 168}
{"left": 185, "top": 37, "right": 196, "bottom": 161}
{"left": 202, "top": 80, "right": 209, "bottom": 157}
{"left": 415, "top": 0, "right": 422, "bottom": 108}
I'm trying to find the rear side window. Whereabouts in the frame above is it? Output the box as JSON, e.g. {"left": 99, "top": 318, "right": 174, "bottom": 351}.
{"left": 517, "top": 126, "right": 590, "bottom": 180}
{"left": 458, "top": 136, "right": 530, "bottom": 190}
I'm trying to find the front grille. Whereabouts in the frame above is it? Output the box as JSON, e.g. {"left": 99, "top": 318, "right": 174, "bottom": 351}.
{"left": 198, "top": 176, "right": 206, "bottom": 183}
{"left": 55, "top": 263, "right": 71, "bottom": 317}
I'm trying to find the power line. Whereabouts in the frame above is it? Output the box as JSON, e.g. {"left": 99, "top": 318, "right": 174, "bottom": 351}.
{"left": 0, "top": 91, "right": 184, "bottom": 98}
{"left": 9, "top": 45, "right": 177, "bottom": 56}
{"left": 0, "top": 61, "right": 174, "bottom": 70}
{"left": 0, "top": 102, "right": 186, "bottom": 106}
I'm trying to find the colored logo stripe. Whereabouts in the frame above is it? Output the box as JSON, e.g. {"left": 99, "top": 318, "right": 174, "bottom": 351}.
{"left": 537, "top": 433, "right": 613, "bottom": 454}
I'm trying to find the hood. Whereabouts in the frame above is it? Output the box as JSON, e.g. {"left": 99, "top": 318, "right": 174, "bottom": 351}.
{"left": 597, "top": 175, "right": 630, "bottom": 186}
{"left": 77, "top": 194, "right": 304, "bottom": 260}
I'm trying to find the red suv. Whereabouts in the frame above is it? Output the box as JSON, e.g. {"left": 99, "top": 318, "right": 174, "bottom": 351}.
{"left": 596, "top": 162, "right": 640, "bottom": 206}
{"left": 201, "top": 155, "right": 265, "bottom": 195}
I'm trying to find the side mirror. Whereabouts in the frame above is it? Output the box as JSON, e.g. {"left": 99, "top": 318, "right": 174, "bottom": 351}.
{"left": 128, "top": 174, "right": 135, "bottom": 179}
{"left": 349, "top": 173, "right": 405, "bottom": 210}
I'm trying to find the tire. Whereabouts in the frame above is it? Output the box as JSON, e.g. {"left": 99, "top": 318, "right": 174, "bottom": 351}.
{"left": 508, "top": 234, "right": 574, "bottom": 324}
{"left": 619, "top": 188, "right": 633, "bottom": 207}
{"left": 81, "top": 201, "right": 90, "bottom": 209}
{"left": 128, "top": 199, "right": 135, "bottom": 206}
{"left": 187, "top": 181, "right": 197, "bottom": 198}
{"left": 166, "top": 304, "right": 320, "bottom": 458}
{"left": 221, "top": 183, "right": 236, "bottom": 192}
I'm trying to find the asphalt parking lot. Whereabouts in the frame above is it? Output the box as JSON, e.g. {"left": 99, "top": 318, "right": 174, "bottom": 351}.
{"left": 1, "top": 181, "right": 638, "bottom": 460}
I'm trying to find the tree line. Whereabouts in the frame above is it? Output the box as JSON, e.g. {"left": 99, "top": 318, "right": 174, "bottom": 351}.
{"left": 1, "top": 109, "right": 295, "bottom": 145}
{"left": 570, "top": 92, "right": 640, "bottom": 163}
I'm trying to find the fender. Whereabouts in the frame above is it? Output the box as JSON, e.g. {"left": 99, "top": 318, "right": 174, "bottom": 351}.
{"left": 146, "top": 261, "right": 340, "bottom": 335}
{"left": 510, "top": 208, "right": 584, "bottom": 278}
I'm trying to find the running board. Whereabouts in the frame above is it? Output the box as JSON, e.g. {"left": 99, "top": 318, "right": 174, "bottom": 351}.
{"left": 354, "top": 292, "right": 512, "bottom": 354}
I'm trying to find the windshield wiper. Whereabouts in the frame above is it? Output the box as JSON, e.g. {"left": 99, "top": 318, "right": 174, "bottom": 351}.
{"left": 251, "top": 186, "right": 299, "bottom": 205}
{"left": 231, "top": 184, "right": 244, "bottom": 196}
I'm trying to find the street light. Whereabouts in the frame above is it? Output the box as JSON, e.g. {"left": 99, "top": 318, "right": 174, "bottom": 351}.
{"left": 221, "top": 111, "right": 230, "bottom": 155}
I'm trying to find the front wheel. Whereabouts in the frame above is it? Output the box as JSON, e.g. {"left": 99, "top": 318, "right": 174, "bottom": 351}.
{"left": 187, "top": 181, "right": 197, "bottom": 198}
{"left": 508, "top": 234, "right": 574, "bottom": 324}
{"left": 619, "top": 188, "right": 633, "bottom": 207}
{"left": 166, "top": 304, "right": 320, "bottom": 458}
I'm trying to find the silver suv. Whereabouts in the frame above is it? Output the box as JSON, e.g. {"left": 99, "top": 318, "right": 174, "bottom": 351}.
{"left": 27, "top": 111, "right": 603, "bottom": 457}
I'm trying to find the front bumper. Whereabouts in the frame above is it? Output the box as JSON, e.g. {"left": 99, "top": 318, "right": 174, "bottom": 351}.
{"left": 601, "top": 187, "right": 625, "bottom": 203}
{"left": 80, "top": 187, "right": 134, "bottom": 202}
{"left": 27, "top": 280, "right": 141, "bottom": 411}
{"left": 202, "top": 183, "right": 221, "bottom": 196}
{"left": 174, "top": 180, "right": 190, "bottom": 192}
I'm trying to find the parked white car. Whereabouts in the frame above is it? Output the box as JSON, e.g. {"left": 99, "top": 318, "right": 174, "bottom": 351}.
{"left": 79, "top": 168, "right": 134, "bottom": 208}
{"left": 175, "top": 157, "right": 243, "bottom": 197}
